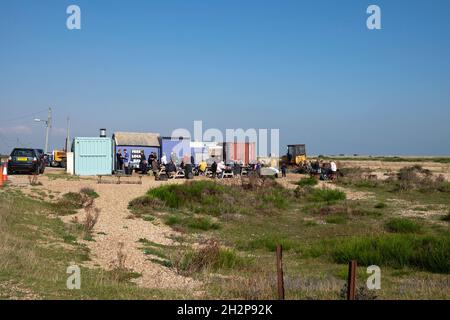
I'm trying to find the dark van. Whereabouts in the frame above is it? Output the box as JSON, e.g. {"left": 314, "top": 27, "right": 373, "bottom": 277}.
{"left": 7, "top": 148, "right": 45, "bottom": 174}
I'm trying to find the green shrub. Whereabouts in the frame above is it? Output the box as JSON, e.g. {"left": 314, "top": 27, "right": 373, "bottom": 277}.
{"left": 325, "top": 216, "right": 347, "bottom": 224}
{"left": 237, "top": 235, "right": 296, "bottom": 252}
{"left": 441, "top": 213, "right": 450, "bottom": 222}
{"left": 53, "top": 189, "right": 99, "bottom": 215}
{"left": 142, "top": 215, "right": 155, "bottom": 222}
{"left": 186, "top": 217, "right": 220, "bottom": 231}
{"left": 215, "top": 248, "right": 243, "bottom": 269}
{"left": 296, "top": 177, "right": 318, "bottom": 187}
{"left": 308, "top": 189, "right": 346, "bottom": 203}
{"left": 131, "top": 180, "right": 292, "bottom": 217}
{"left": 385, "top": 218, "right": 422, "bottom": 233}
{"left": 164, "top": 214, "right": 219, "bottom": 231}
{"left": 164, "top": 215, "right": 183, "bottom": 226}
{"left": 128, "top": 196, "right": 164, "bottom": 216}
{"left": 259, "top": 187, "right": 289, "bottom": 210}
{"left": 61, "top": 192, "right": 84, "bottom": 209}
{"left": 149, "top": 185, "right": 184, "bottom": 208}
{"left": 142, "top": 247, "right": 167, "bottom": 259}
{"left": 331, "top": 234, "right": 450, "bottom": 273}
{"left": 177, "top": 242, "right": 244, "bottom": 273}
{"left": 80, "top": 187, "right": 99, "bottom": 199}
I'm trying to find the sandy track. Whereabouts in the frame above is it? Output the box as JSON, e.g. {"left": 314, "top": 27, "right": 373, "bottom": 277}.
{"left": 8, "top": 169, "right": 200, "bottom": 291}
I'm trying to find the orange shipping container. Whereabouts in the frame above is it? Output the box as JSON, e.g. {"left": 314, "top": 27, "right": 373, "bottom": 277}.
{"left": 223, "top": 142, "right": 256, "bottom": 165}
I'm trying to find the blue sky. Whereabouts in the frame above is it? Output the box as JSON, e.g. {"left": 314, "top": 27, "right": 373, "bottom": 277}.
{"left": 1, "top": 0, "right": 449, "bottom": 155}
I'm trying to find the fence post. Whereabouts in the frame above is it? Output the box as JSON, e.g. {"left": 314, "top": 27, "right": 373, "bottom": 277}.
{"left": 347, "top": 260, "right": 357, "bottom": 300}
{"left": 276, "top": 244, "right": 285, "bottom": 300}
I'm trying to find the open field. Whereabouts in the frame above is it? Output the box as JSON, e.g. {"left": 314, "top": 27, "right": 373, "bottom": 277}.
{"left": 1, "top": 162, "right": 449, "bottom": 300}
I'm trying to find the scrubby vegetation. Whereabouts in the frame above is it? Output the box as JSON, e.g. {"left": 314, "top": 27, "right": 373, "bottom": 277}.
{"left": 0, "top": 189, "right": 180, "bottom": 299}
{"left": 129, "top": 180, "right": 293, "bottom": 228}
{"left": 338, "top": 165, "right": 450, "bottom": 194}
{"left": 316, "top": 155, "right": 450, "bottom": 164}
{"left": 308, "top": 188, "right": 346, "bottom": 203}
{"left": 295, "top": 176, "right": 318, "bottom": 187}
{"left": 385, "top": 218, "right": 422, "bottom": 233}
{"left": 329, "top": 233, "right": 450, "bottom": 273}
{"left": 3, "top": 159, "right": 449, "bottom": 299}
{"left": 51, "top": 188, "right": 99, "bottom": 215}
{"left": 164, "top": 214, "right": 220, "bottom": 231}
{"left": 124, "top": 170, "right": 450, "bottom": 298}
{"left": 175, "top": 241, "right": 245, "bottom": 274}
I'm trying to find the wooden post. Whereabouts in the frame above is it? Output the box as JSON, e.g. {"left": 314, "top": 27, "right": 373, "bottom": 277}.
{"left": 276, "top": 245, "right": 285, "bottom": 300}
{"left": 347, "top": 260, "right": 357, "bottom": 300}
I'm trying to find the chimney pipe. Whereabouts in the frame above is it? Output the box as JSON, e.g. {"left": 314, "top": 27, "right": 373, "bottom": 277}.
{"left": 100, "top": 128, "right": 106, "bottom": 138}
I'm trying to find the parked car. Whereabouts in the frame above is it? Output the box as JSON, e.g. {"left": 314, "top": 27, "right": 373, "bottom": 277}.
{"left": 7, "top": 148, "right": 45, "bottom": 174}
{"left": 260, "top": 166, "right": 280, "bottom": 178}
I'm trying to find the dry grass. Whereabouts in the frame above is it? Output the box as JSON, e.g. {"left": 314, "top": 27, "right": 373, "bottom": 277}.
{"left": 107, "top": 242, "right": 141, "bottom": 283}
{"left": 28, "top": 175, "right": 42, "bottom": 186}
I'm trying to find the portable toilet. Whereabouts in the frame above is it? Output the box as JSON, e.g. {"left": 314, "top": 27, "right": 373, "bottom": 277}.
{"left": 73, "top": 137, "right": 114, "bottom": 176}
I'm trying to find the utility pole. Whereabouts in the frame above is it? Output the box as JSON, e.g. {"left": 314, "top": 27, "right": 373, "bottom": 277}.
{"left": 34, "top": 107, "right": 52, "bottom": 154}
{"left": 65, "top": 116, "right": 70, "bottom": 152}
{"left": 45, "top": 107, "right": 52, "bottom": 154}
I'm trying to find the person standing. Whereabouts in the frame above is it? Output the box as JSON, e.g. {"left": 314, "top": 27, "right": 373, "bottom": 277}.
{"left": 151, "top": 157, "right": 159, "bottom": 177}
{"left": 139, "top": 150, "right": 148, "bottom": 174}
{"left": 281, "top": 162, "right": 287, "bottom": 178}
{"left": 116, "top": 149, "right": 123, "bottom": 171}
{"left": 123, "top": 149, "right": 130, "bottom": 175}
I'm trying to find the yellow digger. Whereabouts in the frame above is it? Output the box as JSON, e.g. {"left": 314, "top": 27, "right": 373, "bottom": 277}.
{"left": 283, "top": 144, "right": 307, "bottom": 166}
{"left": 50, "top": 150, "right": 67, "bottom": 168}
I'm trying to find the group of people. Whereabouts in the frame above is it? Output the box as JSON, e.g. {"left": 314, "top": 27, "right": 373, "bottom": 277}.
{"left": 303, "top": 159, "right": 338, "bottom": 180}
{"left": 115, "top": 149, "right": 130, "bottom": 173}
{"left": 116, "top": 148, "right": 287, "bottom": 180}
{"left": 137, "top": 150, "right": 159, "bottom": 175}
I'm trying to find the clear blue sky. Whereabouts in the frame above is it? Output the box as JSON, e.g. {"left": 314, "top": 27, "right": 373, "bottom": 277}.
{"left": 1, "top": 0, "right": 450, "bottom": 155}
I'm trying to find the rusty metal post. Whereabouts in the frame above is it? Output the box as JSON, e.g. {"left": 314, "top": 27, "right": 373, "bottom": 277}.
{"left": 347, "top": 260, "right": 357, "bottom": 300}
{"left": 276, "top": 245, "right": 285, "bottom": 300}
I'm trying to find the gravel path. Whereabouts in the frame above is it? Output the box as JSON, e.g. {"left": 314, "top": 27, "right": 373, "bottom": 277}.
{"left": 8, "top": 169, "right": 200, "bottom": 291}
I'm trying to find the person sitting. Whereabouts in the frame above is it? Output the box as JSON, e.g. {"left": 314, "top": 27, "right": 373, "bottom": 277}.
{"left": 165, "top": 160, "right": 177, "bottom": 178}
{"left": 217, "top": 160, "right": 226, "bottom": 179}
{"left": 151, "top": 158, "right": 159, "bottom": 177}
{"left": 170, "top": 152, "right": 178, "bottom": 165}
{"left": 329, "top": 161, "right": 337, "bottom": 180}
{"left": 198, "top": 160, "right": 207, "bottom": 175}
{"left": 233, "top": 160, "right": 241, "bottom": 177}
{"left": 210, "top": 161, "right": 217, "bottom": 178}
{"left": 160, "top": 153, "right": 167, "bottom": 165}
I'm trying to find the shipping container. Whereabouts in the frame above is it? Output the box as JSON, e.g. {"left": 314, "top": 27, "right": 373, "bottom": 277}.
{"left": 73, "top": 137, "right": 114, "bottom": 176}
{"left": 223, "top": 142, "right": 256, "bottom": 165}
